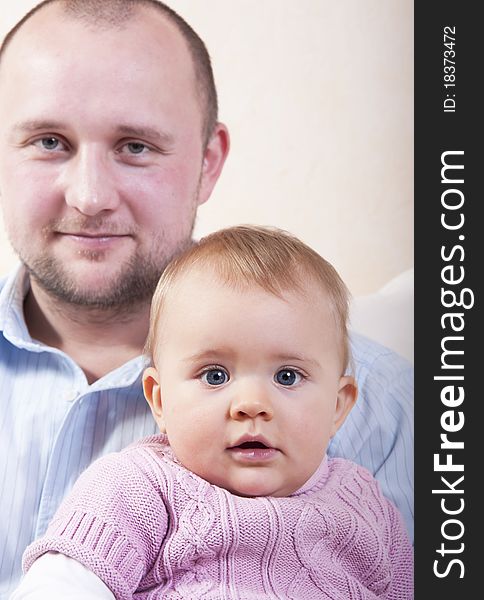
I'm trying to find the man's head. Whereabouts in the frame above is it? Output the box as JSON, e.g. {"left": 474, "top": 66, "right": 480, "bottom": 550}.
{"left": 0, "top": 0, "right": 229, "bottom": 311}
{"left": 0, "top": 0, "right": 219, "bottom": 146}
{"left": 143, "top": 225, "right": 357, "bottom": 497}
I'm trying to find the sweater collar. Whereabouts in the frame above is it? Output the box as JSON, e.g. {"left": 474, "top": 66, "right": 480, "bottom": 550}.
{"left": 291, "top": 455, "right": 330, "bottom": 496}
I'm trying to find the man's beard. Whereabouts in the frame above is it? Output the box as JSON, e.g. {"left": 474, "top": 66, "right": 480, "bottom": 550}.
{"left": 22, "top": 235, "right": 194, "bottom": 312}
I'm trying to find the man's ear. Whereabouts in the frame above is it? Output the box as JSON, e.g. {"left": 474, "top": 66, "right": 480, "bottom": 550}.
{"left": 142, "top": 367, "right": 166, "bottom": 433}
{"left": 330, "top": 376, "right": 358, "bottom": 437}
{"left": 197, "top": 122, "right": 230, "bottom": 206}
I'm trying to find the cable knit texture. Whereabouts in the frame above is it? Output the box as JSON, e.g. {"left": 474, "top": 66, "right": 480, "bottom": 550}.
{"left": 23, "top": 435, "right": 413, "bottom": 599}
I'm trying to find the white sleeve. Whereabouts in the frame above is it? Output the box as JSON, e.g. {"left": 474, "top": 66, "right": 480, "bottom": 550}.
{"left": 10, "top": 552, "right": 115, "bottom": 600}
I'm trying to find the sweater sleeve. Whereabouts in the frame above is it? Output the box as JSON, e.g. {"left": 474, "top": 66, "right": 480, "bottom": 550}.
{"left": 22, "top": 449, "right": 169, "bottom": 600}
{"left": 359, "top": 463, "right": 414, "bottom": 599}
{"left": 383, "top": 502, "right": 414, "bottom": 599}
{"left": 11, "top": 552, "right": 115, "bottom": 600}
{"left": 330, "top": 333, "right": 414, "bottom": 543}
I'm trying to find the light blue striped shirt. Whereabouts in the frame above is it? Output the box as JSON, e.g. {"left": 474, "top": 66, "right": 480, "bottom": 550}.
{"left": 0, "top": 267, "right": 413, "bottom": 598}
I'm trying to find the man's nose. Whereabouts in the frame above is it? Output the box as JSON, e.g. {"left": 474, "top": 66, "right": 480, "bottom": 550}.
{"left": 62, "top": 146, "right": 120, "bottom": 216}
{"left": 229, "top": 381, "right": 274, "bottom": 421}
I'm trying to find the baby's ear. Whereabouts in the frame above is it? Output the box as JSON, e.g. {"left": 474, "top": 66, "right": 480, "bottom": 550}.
{"left": 330, "top": 376, "right": 358, "bottom": 437}
{"left": 142, "top": 367, "right": 166, "bottom": 433}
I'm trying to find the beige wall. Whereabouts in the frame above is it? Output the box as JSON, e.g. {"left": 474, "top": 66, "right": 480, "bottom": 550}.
{"left": 0, "top": 0, "right": 413, "bottom": 295}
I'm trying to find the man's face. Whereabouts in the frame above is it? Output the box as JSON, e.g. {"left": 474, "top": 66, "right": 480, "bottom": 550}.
{"left": 0, "top": 6, "right": 226, "bottom": 308}
{"left": 145, "top": 269, "right": 356, "bottom": 497}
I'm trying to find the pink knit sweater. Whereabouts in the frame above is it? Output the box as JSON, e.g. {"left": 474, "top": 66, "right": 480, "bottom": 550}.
{"left": 23, "top": 435, "right": 413, "bottom": 599}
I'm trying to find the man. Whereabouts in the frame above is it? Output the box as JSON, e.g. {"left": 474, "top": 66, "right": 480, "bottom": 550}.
{"left": 0, "top": 0, "right": 413, "bottom": 596}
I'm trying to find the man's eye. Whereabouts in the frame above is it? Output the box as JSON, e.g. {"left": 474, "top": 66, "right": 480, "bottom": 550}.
{"left": 124, "top": 142, "right": 148, "bottom": 155}
{"left": 201, "top": 368, "right": 229, "bottom": 386}
{"left": 33, "top": 137, "right": 65, "bottom": 151}
{"left": 274, "top": 369, "right": 302, "bottom": 386}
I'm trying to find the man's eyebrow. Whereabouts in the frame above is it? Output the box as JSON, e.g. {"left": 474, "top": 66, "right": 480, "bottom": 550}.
{"left": 11, "top": 120, "right": 67, "bottom": 134}
{"left": 116, "top": 124, "right": 174, "bottom": 146}
{"left": 9, "top": 121, "right": 175, "bottom": 146}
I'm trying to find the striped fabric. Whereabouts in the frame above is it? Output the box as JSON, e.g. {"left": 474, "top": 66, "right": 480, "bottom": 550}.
{"left": 0, "top": 266, "right": 413, "bottom": 599}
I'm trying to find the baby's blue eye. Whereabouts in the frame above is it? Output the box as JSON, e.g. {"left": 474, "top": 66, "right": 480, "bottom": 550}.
{"left": 275, "top": 369, "right": 301, "bottom": 386}
{"left": 201, "top": 368, "right": 229, "bottom": 386}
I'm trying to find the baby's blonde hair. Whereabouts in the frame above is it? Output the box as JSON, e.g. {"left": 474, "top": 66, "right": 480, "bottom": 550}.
{"left": 145, "top": 225, "right": 351, "bottom": 370}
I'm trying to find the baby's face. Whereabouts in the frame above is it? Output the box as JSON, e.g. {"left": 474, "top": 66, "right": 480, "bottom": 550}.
{"left": 144, "top": 269, "right": 356, "bottom": 497}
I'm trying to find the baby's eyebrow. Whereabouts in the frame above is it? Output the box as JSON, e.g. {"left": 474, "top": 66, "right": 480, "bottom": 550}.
{"left": 183, "top": 350, "right": 321, "bottom": 369}
{"left": 183, "top": 348, "right": 234, "bottom": 364}
{"left": 273, "top": 353, "right": 321, "bottom": 368}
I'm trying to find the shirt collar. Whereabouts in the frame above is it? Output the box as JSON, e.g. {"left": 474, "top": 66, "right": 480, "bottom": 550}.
{"left": 0, "top": 264, "right": 148, "bottom": 388}
{"left": 0, "top": 264, "right": 35, "bottom": 347}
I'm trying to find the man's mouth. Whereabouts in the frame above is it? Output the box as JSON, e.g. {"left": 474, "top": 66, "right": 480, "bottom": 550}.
{"left": 58, "top": 230, "right": 130, "bottom": 237}
{"left": 55, "top": 231, "right": 132, "bottom": 249}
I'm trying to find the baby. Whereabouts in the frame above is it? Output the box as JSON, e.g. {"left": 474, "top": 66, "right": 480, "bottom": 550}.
{"left": 14, "top": 226, "right": 413, "bottom": 599}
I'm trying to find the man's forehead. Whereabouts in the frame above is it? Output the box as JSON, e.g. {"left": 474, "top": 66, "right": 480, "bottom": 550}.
{"left": 0, "top": 3, "right": 197, "bottom": 106}
{"left": 0, "top": 6, "right": 205, "bottom": 145}
{"left": 1, "top": 2, "right": 186, "bottom": 66}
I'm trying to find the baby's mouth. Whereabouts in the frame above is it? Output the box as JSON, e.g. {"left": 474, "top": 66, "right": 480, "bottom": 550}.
{"left": 227, "top": 438, "right": 279, "bottom": 462}
{"left": 235, "top": 441, "right": 269, "bottom": 450}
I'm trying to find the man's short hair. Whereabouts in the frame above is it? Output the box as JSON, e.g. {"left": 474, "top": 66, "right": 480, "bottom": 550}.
{"left": 0, "top": 0, "right": 218, "bottom": 145}
{"left": 145, "top": 225, "right": 352, "bottom": 370}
